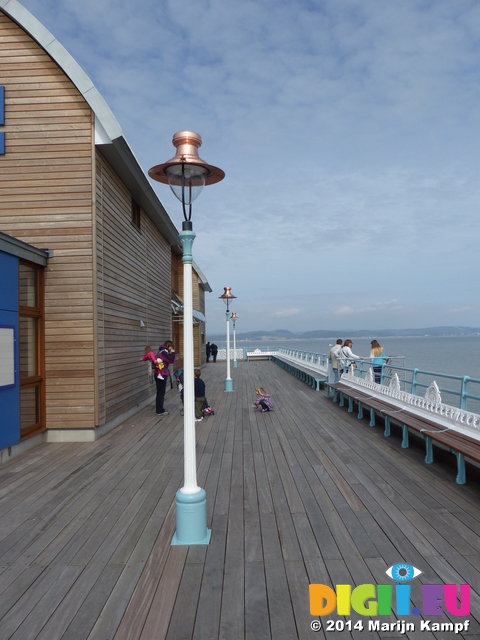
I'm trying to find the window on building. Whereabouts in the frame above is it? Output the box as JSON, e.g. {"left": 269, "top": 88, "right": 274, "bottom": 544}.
{"left": 18, "top": 261, "right": 45, "bottom": 437}
{"left": 131, "top": 197, "right": 141, "bottom": 231}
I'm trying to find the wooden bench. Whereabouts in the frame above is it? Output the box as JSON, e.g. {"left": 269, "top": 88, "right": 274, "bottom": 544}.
{"left": 326, "top": 374, "right": 480, "bottom": 485}
{"left": 270, "top": 353, "right": 328, "bottom": 391}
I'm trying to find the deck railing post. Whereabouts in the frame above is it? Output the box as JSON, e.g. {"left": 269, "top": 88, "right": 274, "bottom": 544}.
{"left": 460, "top": 376, "right": 470, "bottom": 410}
{"left": 412, "top": 368, "right": 419, "bottom": 395}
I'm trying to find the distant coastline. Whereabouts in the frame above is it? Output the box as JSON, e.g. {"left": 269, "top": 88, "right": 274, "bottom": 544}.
{"left": 208, "top": 326, "right": 480, "bottom": 342}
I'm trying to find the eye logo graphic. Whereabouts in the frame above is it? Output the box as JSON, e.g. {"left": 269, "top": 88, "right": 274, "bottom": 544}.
{"left": 309, "top": 562, "right": 470, "bottom": 617}
{"left": 386, "top": 563, "right": 422, "bottom": 582}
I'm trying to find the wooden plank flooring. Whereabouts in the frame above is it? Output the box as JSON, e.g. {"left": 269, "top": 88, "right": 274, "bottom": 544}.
{"left": 0, "top": 361, "right": 479, "bottom": 639}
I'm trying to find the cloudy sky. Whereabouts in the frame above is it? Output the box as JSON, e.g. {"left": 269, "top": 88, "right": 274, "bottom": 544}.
{"left": 17, "top": 0, "right": 480, "bottom": 334}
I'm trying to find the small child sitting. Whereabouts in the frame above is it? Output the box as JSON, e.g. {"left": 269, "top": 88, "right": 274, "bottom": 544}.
{"left": 253, "top": 386, "right": 274, "bottom": 413}
{"left": 141, "top": 345, "right": 164, "bottom": 380}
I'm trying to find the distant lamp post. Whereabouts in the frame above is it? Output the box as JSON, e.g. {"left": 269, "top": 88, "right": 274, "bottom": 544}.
{"left": 149, "top": 131, "right": 224, "bottom": 546}
{"left": 230, "top": 312, "right": 238, "bottom": 368}
{"left": 219, "top": 287, "right": 236, "bottom": 391}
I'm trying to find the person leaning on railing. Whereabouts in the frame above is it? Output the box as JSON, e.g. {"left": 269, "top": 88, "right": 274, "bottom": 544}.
{"left": 370, "top": 339, "right": 387, "bottom": 384}
{"left": 334, "top": 339, "right": 364, "bottom": 376}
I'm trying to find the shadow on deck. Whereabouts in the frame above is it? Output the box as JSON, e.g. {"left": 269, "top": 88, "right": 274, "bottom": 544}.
{"left": 0, "top": 361, "right": 479, "bottom": 639}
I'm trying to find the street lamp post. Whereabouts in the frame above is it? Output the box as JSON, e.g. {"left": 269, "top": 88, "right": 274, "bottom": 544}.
{"left": 149, "top": 131, "right": 224, "bottom": 545}
{"left": 219, "top": 287, "right": 236, "bottom": 391}
{"left": 230, "top": 311, "right": 238, "bottom": 368}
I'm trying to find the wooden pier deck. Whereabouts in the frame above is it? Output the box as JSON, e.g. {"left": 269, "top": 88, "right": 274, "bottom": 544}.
{"left": 0, "top": 360, "right": 479, "bottom": 639}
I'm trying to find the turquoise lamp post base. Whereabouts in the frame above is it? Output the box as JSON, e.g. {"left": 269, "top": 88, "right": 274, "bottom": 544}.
{"left": 233, "top": 360, "right": 237, "bottom": 368}
{"left": 171, "top": 488, "right": 211, "bottom": 546}
{"left": 224, "top": 378, "right": 233, "bottom": 392}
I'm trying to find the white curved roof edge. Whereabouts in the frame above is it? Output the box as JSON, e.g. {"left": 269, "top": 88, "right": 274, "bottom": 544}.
{"left": 0, "top": 0, "right": 122, "bottom": 143}
{"left": 193, "top": 260, "right": 212, "bottom": 293}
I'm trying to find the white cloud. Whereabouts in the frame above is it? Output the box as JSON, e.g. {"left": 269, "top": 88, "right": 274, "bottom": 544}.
{"left": 335, "top": 300, "right": 403, "bottom": 316}
{"left": 273, "top": 308, "right": 301, "bottom": 318}
{"left": 448, "top": 306, "right": 472, "bottom": 314}
{"left": 335, "top": 306, "right": 355, "bottom": 316}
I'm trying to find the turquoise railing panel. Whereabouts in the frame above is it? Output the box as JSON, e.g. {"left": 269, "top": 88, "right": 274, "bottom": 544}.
{"left": 379, "top": 364, "right": 480, "bottom": 413}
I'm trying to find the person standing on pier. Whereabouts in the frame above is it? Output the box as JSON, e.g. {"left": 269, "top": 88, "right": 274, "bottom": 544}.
{"left": 206, "top": 341, "right": 211, "bottom": 362}
{"left": 155, "top": 340, "right": 175, "bottom": 416}
{"left": 210, "top": 342, "right": 218, "bottom": 363}
{"left": 335, "top": 339, "right": 363, "bottom": 376}
{"left": 194, "top": 369, "right": 206, "bottom": 422}
{"left": 329, "top": 338, "right": 343, "bottom": 383}
{"left": 370, "top": 339, "right": 387, "bottom": 383}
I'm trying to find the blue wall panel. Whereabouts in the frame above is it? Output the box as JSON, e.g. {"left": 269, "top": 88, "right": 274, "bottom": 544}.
{"left": 0, "top": 251, "right": 20, "bottom": 449}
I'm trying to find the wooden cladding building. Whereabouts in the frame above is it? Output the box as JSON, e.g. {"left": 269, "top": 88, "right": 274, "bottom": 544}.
{"left": 0, "top": 0, "right": 209, "bottom": 450}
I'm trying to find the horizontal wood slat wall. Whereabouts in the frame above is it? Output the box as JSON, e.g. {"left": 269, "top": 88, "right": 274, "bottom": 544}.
{"left": 95, "top": 153, "right": 173, "bottom": 425}
{"left": 1, "top": 12, "right": 189, "bottom": 433}
{"left": 0, "top": 14, "right": 96, "bottom": 429}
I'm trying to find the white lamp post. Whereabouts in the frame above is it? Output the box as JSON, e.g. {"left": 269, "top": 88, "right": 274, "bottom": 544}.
{"left": 219, "top": 287, "right": 236, "bottom": 392}
{"left": 149, "top": 131, "right": 224, "bottom": 545}
{"left": 230, "top": 311, "right": 238, "bottom": 368}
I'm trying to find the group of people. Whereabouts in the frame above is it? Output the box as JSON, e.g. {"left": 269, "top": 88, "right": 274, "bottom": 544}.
{"left": 142, "top": 337, "right": 385, "bottom": 421}
{"left": 142, "top": 340, "right": 275, "bottom": 420}
{"left": 205, "top": 341, "right": 218, "bottom": 362}
{"left": 329, "top": 339, "right": 387, "bottom": 384}
{"left": 142, "top": 342, "right": 210, "bottom": 421}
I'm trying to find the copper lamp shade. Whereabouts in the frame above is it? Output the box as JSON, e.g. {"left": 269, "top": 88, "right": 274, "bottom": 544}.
{"left": 230, "top": 312, "right": 238, "bottom": 321}
{"left": 219, "top": 287, "right": 236, "bottom": 312}
{"left": 148, "top": 131, "right": 225, "bottom": 186}
{"left": 219, "top": 287, "right": 236, "bottom": 303}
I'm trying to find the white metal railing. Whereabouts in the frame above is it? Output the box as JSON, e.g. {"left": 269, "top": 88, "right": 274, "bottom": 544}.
{"left": 341, "top": 367, "right": 480, "bottom": 439}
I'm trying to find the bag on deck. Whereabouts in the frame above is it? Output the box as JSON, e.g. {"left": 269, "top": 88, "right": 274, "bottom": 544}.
{"left": 203, "top": 398, "right": 214, "bottom": 416}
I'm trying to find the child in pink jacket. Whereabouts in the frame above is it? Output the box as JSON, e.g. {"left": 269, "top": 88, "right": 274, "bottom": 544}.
{"left": 141, "top": 346, "right": 164, "bottom": 380}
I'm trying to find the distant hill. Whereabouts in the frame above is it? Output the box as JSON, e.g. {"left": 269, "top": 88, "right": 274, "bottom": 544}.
{"left": 208, "top": 329, "right": 295, "bottom": 341}
{"left": 301, "top": 326, "right": 480, "bottom": 338}
{"left": 230, "top": 329, "right": 295, "bottom": 340}
{"left": 208, "top": 326, "right": 480, "bottom": 341}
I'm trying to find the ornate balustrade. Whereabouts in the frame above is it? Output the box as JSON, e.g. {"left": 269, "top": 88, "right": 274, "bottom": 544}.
{"left": 341, "top": 367, "right": 480, "bottom": 440}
